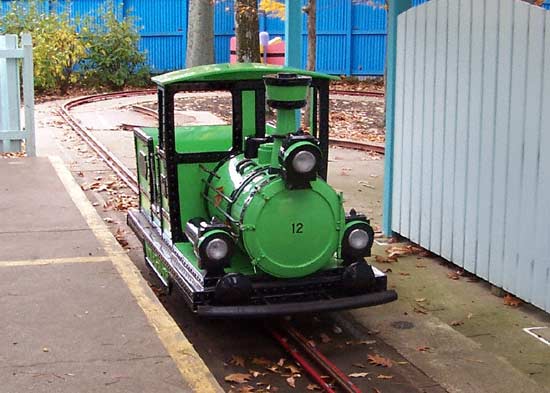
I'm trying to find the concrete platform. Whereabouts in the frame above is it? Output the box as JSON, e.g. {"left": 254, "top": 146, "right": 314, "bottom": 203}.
{"left": 0, "top": 157, "right": 222, "bottom": 393}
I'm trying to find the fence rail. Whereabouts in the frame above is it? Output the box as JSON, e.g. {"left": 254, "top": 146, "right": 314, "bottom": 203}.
{"left": 0, "top": 33, "right": 35, "bottom": 156}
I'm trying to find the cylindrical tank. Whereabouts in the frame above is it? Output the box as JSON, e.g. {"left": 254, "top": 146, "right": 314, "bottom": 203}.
{"left": 204, "top": 154, "right": 345, "bottom": 278}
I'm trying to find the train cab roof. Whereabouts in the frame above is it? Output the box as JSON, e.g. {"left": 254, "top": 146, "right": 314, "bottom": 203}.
{"left": 152, "top": 63, "right": 338, "bottom": 87}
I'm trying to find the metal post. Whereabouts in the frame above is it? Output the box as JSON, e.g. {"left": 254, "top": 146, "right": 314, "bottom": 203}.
{"left": 284, "top": 0, "right": 302, "bottom": 68}
{"left": 22, "top": 33, "right": 35, "bottom": 157}
{"left": 382, "top": 0, "right": 411, "bottom": 236}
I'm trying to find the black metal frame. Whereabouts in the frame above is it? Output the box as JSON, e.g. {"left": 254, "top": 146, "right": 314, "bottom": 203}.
{"left": 156, "top": 78, "right": 331, "bottom": 243}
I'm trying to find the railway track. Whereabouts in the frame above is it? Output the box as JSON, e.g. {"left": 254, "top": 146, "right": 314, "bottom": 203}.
{"left": 60, "top": 91, "right": 373, "bottom": 393}
{"left": 131, "top": 103, "right": 385, "bottom": 155}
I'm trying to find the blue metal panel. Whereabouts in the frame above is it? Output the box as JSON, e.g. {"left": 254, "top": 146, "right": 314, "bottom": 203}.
{"left": 128, "top": 0, "right": 187, "bottom": 72}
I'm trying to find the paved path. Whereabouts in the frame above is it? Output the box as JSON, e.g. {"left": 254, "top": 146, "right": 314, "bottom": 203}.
{"left": 0, "top": 157, "right": 222, "bottom": 393}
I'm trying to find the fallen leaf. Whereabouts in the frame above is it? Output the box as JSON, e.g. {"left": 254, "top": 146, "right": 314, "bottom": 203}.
{"left": 286, "top": 364, "right": 301, "bottom": 375}
{"left": 503, "top": 294, "right": 521, "bottom": 307}
{"left": 375, "top": 255, "right": 397, "bottom": 264}
{"left": 286, "top": 376, "right": 296, "bottom": 388}
{"left": 277, "top": 358, "right": 285, "bottom": 367}
{"left": 266, "top": 365, "right": 280, "bottom": 374}
{"left": 415, "top": 298, "right": 426, "bottom": 303}
{"left": 373, "top": 388, "right": 382, "bottom": 393}
{"left": 413, "top": 306, "right": 428, "bottom": 315}
{"left": 332, "top": 325, "right": 343, "bottom": 334}
{"left": 306, "top": 384, "right": 321, "bottom": 391}
{"left": 447, "top": 272, "right": 460, "bottom": 280}
{"left": 450, "top": 320, "right": 464, "bottom": 326}
{"left": 233, "top": 385, "right": 255, "bottom": 393}
{"left": 348, "top": 372, "right": 370, "bottom": 378}
{"left": 467, "top": 313, "right": 474, "bottom": 319}
{"left": 115, "top": 227, "right": 129, "bottom": 248}
{"left": 415, "top": 264, "right": 427, "bottom": 268}
{"left": 230, "top": 355, "right": 246, "bottom": 368}
{"left": 368, "top": 354, "right": 393, "bottom": 367}
{"left": 103, "top": 217, "right": 114, "bottom": 223}
{"left": 399, "top": 272, "right": 410, "bottom": 276}
{"left": 42, "top": 347, "right": 49, "bottom": 352}
{"left": 77, "top": 171, "right": 84, "bottom": 177}
{"left": 320, "top": 333, "right": 331, "bottom": 343}
{"left": 417, "top": 346, "right": 430, "bottom": 352}
{"left": 353, "top": 363, "right": 368, "bottom": 368}
{"left": 251, "top": 357, "right": 272, "bottom": 367}
{"left": 225, "top": 373, "right": 251, "bottom": 384}
{"left": 377, "top": 374, "right": 393, "bottom": 379}
{"left": 382, "top": 268, "right": 392, "bottom": 273}
{"left": 249, "top": 370, "right": 264, "bottom": 378}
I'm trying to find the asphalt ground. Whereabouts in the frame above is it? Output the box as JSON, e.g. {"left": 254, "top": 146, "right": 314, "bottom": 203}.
{"left": 34, "top": 93, "right": 550, "bottom": 393}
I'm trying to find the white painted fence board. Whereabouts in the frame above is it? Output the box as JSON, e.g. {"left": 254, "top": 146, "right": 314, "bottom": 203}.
{"left": 488, "top": 0, "right": 514, "bottom": 286}
{"left": 503, "top": 2, "right": 530, "bottom": 294}
{"left": 463, "top": 0, "right": 486, "bottom": 273}
{"left": 429, "top": 0, "right": 449, "bottom": 255}
{"left": 451, "top": 0, "right": 472, "bottom": 267}
{"left": 530, "top": 13, "right": 550, "bottom": 310}
{"left": 440, "top": 0, "right": 459, "bottom": 261}
{"left": 393, "top": 0, "right": 550, "bottom": 312}
{"left": 0, "top": 33, "right": 34, "bottom": 156}
{"left": 518, "top": 8, "right": 546, "bottom": 302}
{"left": 410, "top": 6, "right": 427, "bottom": 245}
{"left": 392, "top": 14, "right": 407, "bottom": 231}
{"left": 419, "top": 3, "right": 437, "bottom": 248}
{"left": 399, "top": 11, "right": 417, "bottom": 239}
{"left": 476, "top": 0, "right": 500, "bottom": 281}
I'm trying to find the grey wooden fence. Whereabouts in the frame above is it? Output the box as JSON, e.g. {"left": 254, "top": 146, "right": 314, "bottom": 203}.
{"left": 392, "top": 0, "right": 550, "bottom": 311}
{"left": 0, "top": 33, "right": 35, "bottom": 156}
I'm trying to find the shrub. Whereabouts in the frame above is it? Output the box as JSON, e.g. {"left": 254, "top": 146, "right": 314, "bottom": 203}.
{"left": 0, "top": 1, "right": 85, "bottom": 93}
{"left": 80, "top": 2, "right": 150, "bottom": 90}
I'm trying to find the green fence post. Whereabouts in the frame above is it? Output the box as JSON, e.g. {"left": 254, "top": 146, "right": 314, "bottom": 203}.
{"left": 383, "top": 0, "right": 412, "bottom": 236}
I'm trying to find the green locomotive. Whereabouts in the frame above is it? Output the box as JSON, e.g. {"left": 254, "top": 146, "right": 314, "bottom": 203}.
{"left": 128, "top": 63, "right": 397, "bottom": 317}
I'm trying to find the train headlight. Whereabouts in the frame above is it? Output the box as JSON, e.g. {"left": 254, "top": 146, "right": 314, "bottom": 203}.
{"left": 281, "top": 141, "right": 321, "bottom": 189}
{"left": 348, "top": 228, "right": 370, "bottom": 251}
{"left": 292, "top": 150, "right": 317, "bottom": 174}
{"left": 341, "top": 219, "right": 374, "bottom": 264}
{"left": 205, "top": 238, "right": 230, "bottom": 261}
{"left": 185, "top": 218, "right": 235, "bottom": 274}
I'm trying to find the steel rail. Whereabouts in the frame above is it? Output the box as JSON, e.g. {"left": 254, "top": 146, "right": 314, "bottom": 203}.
{"left": 59, "top": 95, "right": 143, "bottom": 194}
{"left": 331, "top": 89, "right": 385, "bottom": 98}
{"left": 268, "top": 326, "right": 336, "bottom": 393}
{"left": 130, "top": 104, "right": 385, "bottom": 155}
{"left": 281, "top": 321, "right": 363, "bottom": 393}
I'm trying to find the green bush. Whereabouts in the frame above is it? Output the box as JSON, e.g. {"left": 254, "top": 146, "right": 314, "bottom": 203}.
{"left": 0, "top": 1, "right": 85, "bottom": 93}
{"left": 80, "top": 2, "right": 150, "bottom": 90}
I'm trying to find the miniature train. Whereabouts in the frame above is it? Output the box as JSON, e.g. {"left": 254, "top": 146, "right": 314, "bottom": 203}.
{"left": 127, "top": 63, "right": 397, "bottom": 317}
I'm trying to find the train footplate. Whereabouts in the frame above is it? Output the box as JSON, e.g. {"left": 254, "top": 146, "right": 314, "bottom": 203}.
{"left": 128, "top": 208, "right": 397, "bottom": 318}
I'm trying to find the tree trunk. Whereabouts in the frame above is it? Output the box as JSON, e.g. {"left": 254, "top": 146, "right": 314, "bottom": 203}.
{"left": 235, "top": 0, "right": 261, "bottom": 62}
{"left": 305, "top": 0, "right": 316, "bottom": 72}
{"left": 186, "top": 0, "right": 214, "bottom": 68}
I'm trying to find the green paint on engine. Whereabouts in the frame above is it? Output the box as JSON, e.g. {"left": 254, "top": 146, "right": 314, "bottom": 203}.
{"left": 145, "top": 243, "right": 170, "bottom": 284}
{"left": 206, "top": 154, "right": 344, "bottom": 278}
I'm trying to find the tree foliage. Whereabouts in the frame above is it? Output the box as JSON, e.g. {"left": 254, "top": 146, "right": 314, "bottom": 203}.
{"left": 0, "top": 1, "right": 85, "bottom": 93}
{"left": 79, "top": 2, "right": 149, "bottom": 90}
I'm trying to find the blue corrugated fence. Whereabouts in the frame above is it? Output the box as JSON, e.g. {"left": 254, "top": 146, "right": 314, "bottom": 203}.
{"left": 0, "top": 0, "right": 548, "bottom": 74}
